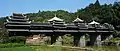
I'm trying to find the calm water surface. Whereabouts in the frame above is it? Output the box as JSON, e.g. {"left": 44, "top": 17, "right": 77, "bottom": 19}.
{"left": 62, "top": 46, "right": 120, "bottom": 51}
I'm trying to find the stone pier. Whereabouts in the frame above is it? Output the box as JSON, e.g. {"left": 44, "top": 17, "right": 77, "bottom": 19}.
{"left": 105, "top": 34, "right": 113, "bottom": 40}
{"left": 51, "top": 35, "right": 63, "bottom": 45}
{"left": 55, "top": 36, "right": 63, "bottom": 45}
{"left": 90, "top": 33, "right": 101, "bottom": 46}
{"left": 101, "top": 33, "right": 113, "bottom": 45}
{"left": 101, "top": 34, "right": 113, "bottom": 41}
{"left": 73, "top": 33, "right": 86, "bottom": 47}
{"left": 51, "top": 35, "right": 58, "bottom": 44}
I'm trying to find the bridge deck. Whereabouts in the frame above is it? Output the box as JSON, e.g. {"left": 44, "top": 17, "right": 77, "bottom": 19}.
{"left": 7, "top": 29, "right": 113, "bottom": 33}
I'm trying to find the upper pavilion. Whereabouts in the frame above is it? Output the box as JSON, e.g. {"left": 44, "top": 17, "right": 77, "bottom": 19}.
{"left": 48, "top": 14, "right": 65, "bottom": 29}
{"left": 73, "top": 17, "right": 84, "bottom": 23}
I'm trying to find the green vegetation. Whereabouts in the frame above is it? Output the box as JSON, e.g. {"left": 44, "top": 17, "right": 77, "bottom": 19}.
{"left": 0, "top": 0, "right": 120, "bottom": 51}
{"left": 0, "top": 46, "right": 34, "bottom": 51}
{"left": 0, "top": 44, "right": 120, "bottom": 51}
{"left": 91, "top": 46, "right": 120, "bottom": 51}
{"left": 0, "top": 36, "right": 26, "bottom": 43}
{"left": 0, "top": 43, "right": 34, "bottom": 51}
{"left": 0, "top": 43, "right": 88, "bottom": 51}
{"left": 31, "top": 46, "right": 62, "bottom": 51}
{"left": 0, "top": 43, "right": 26, "bottom": 48}
{"left": 62, "top": 35, "right": 73, "bottom": 46}
{"left": 0, "top": 1, "right": 120, "bottom": 39}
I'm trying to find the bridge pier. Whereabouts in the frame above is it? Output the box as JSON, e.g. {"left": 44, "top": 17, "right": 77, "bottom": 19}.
{"left": 51, "top": 34, "right": 63, "bottom": 45}
{"left": 55, "top": 36, "right": 63, "bottom": 45}
{"left": 90, "top": 33, "right": 101, "bottom": 46}
{"left": 73, "top": 33, "right": 86, "bottom": 47}
{"left": 101, "top": 33, "right": 113, "bottom": 41}
{"left": 51, "top": 35, "right": 58, "bottom": 45}
{"left": 105, "top": 34, "right": 113, "bottom": 41}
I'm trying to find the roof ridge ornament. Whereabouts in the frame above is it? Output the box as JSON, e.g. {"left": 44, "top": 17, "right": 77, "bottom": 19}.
{"left": 77, "top": 15, "right": 79, "bottom": 18}
{"left": 73, "top": 17, "right": 84, "bottom": 22}
{"left": 89, "top": 20, "right": 100, "bottom": 24}
{"left": 55, "top": 14, "right": 57, "bottom": 17}
{"left": 48, "top": 14, "right": 63, "bottom": 22}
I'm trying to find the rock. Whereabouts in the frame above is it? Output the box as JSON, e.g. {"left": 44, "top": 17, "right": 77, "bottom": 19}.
{"left": 26, "top": 34, "right": 50, "bottom": 45}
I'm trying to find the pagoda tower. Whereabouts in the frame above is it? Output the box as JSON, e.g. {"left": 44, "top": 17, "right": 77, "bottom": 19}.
{"left": 48, "top": 14, "right": 66, "bottom": 29}
{"left": 5, "top": 13, "right": 31, "bottom": 36}
{"left": 73, "top": 17, "right": 87, "bottom": 28}
{"left": 88, "top": 20, "right": 100, "bottom": 28}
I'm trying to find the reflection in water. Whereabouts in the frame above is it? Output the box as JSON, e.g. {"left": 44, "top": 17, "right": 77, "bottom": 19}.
{"left": 62, "top": 46, "right": 120, "bottom": 51}
{"left": 62, "top": 48, "right": 87, "bottom": 51}
{"left": 91, "top": 46, "right": 120, "bottom": 51}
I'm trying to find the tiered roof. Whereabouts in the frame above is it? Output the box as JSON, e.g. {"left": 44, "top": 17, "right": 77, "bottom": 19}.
{"left": 5, "top": 13, "right": 114, "bottom": 35}
{"left": 73, "top": 17, "right": 84, "bottom": 22}
{"left": 8, "top": 17, "right": 29, "bottom": 21}
{"left": 89, "top": 21, "right": 100, "bottom": 25}
{"left": 48, "top": 16, "right": 63, "bottom": 22}
{"left": 6, "top": 13, "right": 31, "bottom": 32}
{"left": 48, "top": 14, "right": 66, "bottom": 28}
{"left": 48, "top": 14, "right": 63, "bottom": 22}
{"left": 13, "top": 13, "right": 24, "bottom": 16}
{"left": 6, "top": 13, "right": 31, "bottom": 23}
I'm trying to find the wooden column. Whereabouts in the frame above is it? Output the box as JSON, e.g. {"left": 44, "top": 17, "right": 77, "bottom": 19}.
{"left": 51, "top": 35, "right": 58, "bottom": 45}
{"left": 73, "top": 35, "right": 79, "bottom": 46}
{"left": 90, "top": 33, "right": 101, "bottom": 46}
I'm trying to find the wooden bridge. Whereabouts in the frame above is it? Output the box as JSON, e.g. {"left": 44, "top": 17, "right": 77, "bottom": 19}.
{"left": 5, "top": 13, "right": 114, "bottom": 47}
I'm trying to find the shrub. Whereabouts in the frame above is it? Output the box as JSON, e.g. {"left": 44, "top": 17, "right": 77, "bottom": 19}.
{"left": 62, "top": 35, "right": 73, "bottom": 45}
{"left": 0, "top": 43, "right": 26, "bottom": 48}
{"left": 7, "top": 36, "right": 26, "bottom": 43}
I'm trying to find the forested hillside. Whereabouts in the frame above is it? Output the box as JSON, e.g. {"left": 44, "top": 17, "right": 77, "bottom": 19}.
{"left": 0, "top": 0, "right": 120, "bottom": 38}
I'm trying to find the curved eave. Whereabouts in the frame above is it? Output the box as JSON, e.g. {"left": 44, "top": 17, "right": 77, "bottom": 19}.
{"left": 6, "top": 25, "right": 30, "bottom": 27}
{"left": 73, "top": 18, "right": 84, "bottom": 22}
{"left": 48, "top": 17, "right": 63, "bottom": 22}
{"left": 8, "top": 18, "right": 29, "bottom": 21}
{"left": 8, "top": 29, "right": 29, "bottom": 32}
{"left": 6, "top": 21, "right": 31, "bottom": 24}
{"left": 13, "top": 13, "right": 24, "bottom": 17}
{"left": 12, "top": 16, "right": 26, "bottom": 19}
{"left": 89, "top": 21, "right": 100, "bottom": 25}
{"left": 31, "top": 25, "right": 52, "bottom": 27}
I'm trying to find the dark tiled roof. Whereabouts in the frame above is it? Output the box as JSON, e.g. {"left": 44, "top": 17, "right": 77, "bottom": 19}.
{"left": 13, "top": 13, "right": 24, "bottom": 16}
{"left": 8, "top": 29, "right": 29, "bottom": 31}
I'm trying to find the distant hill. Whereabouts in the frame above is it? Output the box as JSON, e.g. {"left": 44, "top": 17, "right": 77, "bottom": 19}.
{"left": 0, "top": 0, "right": 120, "bottom": 36}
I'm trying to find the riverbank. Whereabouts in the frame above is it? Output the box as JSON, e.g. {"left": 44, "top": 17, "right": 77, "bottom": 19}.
{"left": 90, "top": 46, "right": 120, "bottom": 51}
{"left": 0, "top": 45, "right": 120, "bottom": 51}
{"left": 0, "top": 43, "right": 120, "bottom": 51}
{"left": 0, "top": 46, "right": 91, "bottom": 51}
{"left": 0, "top": 43, "right": 92, "bottom": 51}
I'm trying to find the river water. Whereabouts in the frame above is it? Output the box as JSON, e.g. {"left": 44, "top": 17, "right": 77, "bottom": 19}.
{"left": 91, "top": 46, "right": 120, "bottom": 51}
{"left": 62, "top": 46, "right": 120, "bottom": 51}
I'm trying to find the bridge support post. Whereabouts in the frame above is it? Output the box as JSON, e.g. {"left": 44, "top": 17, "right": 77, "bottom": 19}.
{"left": 90, "top": 33, "right": 101, "bottom": 46}
{"left": 51, "top": 35, "right": 58, "bottom": 45}
{"left": 55, "top": 36, "right": 63, "bottom": 45}
{"left": 101, "top": 34, "right": 113, "bottom": 45}
{"left": 79, "top": 34, "right": 86, "bottom": 47}
{"left": 105, "top": 34, "right": 113, "bottom": 40}
{"left": 101, "top": 34, "right": 113, "bottom": 41}
{"left": 73, "top": 33, "right": 86, "bottom": 47}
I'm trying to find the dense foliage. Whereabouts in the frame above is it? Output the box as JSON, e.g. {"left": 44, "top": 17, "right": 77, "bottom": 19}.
{"left": 0, "top": 0, "right": 120, "bottom": 42}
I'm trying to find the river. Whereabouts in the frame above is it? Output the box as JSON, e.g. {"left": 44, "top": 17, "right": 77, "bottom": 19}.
{"left": 62, "top": 46, "right": 120, "bottom": 51}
